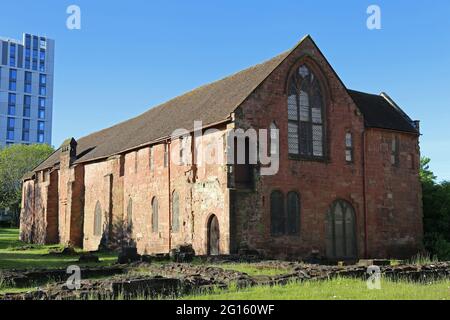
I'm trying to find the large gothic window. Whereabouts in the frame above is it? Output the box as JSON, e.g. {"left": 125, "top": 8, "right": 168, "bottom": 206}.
{"left": 288, "top": 64, "right": 325, "bottom": 158}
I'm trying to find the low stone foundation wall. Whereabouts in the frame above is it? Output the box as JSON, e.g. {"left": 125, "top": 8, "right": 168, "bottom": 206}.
{"left": 1, "top": 261, "right": 449, "bottom": 300}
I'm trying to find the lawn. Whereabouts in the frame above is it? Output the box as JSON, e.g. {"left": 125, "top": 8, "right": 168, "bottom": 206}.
{"left": 185, "top": 277, "right": 450, "bottom": 300}
{"left": 0, "top": 228, "right": 117, "bottom": 270}
{"left": 209, "top": 263, "right": 293, "bottom": 276}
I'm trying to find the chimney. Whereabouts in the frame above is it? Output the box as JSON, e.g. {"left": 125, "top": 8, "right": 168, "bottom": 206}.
{"left": 60, "top": 137, "right": 77, "bottom": 168}
{"left": 413, "top": 120, "right": 420, "bottom": 134}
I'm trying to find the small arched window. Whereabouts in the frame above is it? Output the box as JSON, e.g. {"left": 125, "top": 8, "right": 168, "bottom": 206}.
{"left": 127, "top": 197, "right": 133, "bottom": 231}
{"left": 345, "top": 132, "right": 353, "bottom": 163}
{"left": 172, "top": 191, "right": 180, "bottom": 232}
{"left": 270, "top": 191, "right": 285, "bottom": 236}
{"left": 93, "top": 201, "right": 102, "bottom": 236}
{"left": 288, "top": 64, "right": 325, "bottom": 158}
{"left": 287, "top": 191, "right": 300, "bottom": 235}
{"left": 151, "top": 197, "right": 158, "bottom": 233}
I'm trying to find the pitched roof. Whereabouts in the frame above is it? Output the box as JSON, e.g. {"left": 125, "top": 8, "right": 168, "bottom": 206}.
{"left": 348, "top": 90, "right": 418, "bottom": 134}
{"left": 34, "top": 48, "right": 294, "bottom": 172}
{"left": 31, "top": 36, "right": 418, "bottom": 175}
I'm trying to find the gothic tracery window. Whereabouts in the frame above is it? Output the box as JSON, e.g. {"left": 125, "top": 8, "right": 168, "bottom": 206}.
{"left": 288, "top": 64, "right": 325, "bottom": 158}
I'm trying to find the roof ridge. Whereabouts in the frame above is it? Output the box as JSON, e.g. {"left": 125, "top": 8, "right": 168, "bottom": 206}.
{"left": 69, "top": 47, "right": 299, "bottom": 148}
{"left": 34, "top": 35, "right": 312, "bottom": 174}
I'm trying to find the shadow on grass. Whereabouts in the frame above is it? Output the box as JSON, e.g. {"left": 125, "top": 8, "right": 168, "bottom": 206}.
{"left": 0, "top": 228, "right": 117, "bottom": 270}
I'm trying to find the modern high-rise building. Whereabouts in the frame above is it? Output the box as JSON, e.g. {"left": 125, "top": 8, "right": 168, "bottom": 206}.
{"left": 0, "top": 33, "right": 54, "bottom": 148}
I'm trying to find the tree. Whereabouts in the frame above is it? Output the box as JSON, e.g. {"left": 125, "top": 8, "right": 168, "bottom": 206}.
{"left": 420, "top": 157, "right": 450, "bottom": 260}
{"left": 420, "top": 157, "right": 437, "bottom": 185}
{"left": 0, "top": 144, "right": 54, "bottom": 226}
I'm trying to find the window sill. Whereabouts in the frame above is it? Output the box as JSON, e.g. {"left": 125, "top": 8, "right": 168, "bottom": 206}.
{"left": 288, "top": 154, "right": 328, "bottom": 163}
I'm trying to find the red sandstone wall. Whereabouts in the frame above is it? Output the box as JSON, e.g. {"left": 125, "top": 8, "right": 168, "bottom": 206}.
{"left": 191, "top": 128, "right": 230, "bottom": 255}
{"left": 20, "top": 180, "right": 35, "bottom": 243}
{"left": 80, "top": 127, "right": 229, "bottom": 255}
{"left": 364, "top": 129, "right": 423, "bottom": 258}
{"left": 20, "top": 171, "right": 59, "bottom": 245}
{"left": 83, "top": 160, "right": 113, "bottom": 251}
{"left": 46, "top": 170, "right": 59, "bottom": 244}
{"left": 230, "top": 37, "right": 421, "bottom": 259}
{"left": 19, "top": 37, "right": 422, "bottom": 259}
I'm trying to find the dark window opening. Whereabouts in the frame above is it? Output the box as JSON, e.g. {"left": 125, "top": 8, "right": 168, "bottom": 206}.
{"left": 391, "top": 137, "right": 400, "bottom": 166}
{"left": 93, "top": 201, "right": 102, "bottom": 237}
{"left": 152, "top": 197, "right": 158, "bottom": 233}
{"left": 270, "top": 191, "right": 285, "bottom": 236}
{"left": 233, "top": 137, "right": 254, "bottom": 187}
{"left": 127, "top": 198, "right": 133, "bottom": 233}
{"left": 287, "top": 192, "right": 300, "bottom": 235}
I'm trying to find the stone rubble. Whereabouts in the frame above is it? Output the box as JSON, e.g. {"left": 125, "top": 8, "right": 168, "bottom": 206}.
{"left": 0, "top": 261, "right": 448, "bottom": 300}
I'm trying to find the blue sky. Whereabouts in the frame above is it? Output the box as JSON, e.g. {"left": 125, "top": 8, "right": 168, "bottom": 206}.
{"left": 1, "top": 0, "right": 449, "bottom": 180}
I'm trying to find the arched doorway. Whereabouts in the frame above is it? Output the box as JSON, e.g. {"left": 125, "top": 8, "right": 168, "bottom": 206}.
{"left": 326, "top": 200, "right": 357, "bottom": 260}
{"left": 207, "top": 215, "right": 220, "bottom": 255}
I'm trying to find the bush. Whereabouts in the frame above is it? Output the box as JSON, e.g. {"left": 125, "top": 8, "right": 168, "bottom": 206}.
{"left": 424, "top": 233, "right": 450, "bottom": 261}
{"left": 420, "top": 158, "right": 450, "bottom": 261}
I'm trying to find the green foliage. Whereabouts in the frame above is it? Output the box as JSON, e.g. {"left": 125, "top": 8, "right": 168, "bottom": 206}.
{"left": 420, "top": 157, "right": 450, "bottom": 261}
{"left": 408, "top": 252, "right": 439, "bottom": 265}
{"left": 420, "top": 157, "right": 437, "bottom": 185}
{"left": 0, "top": 144, "right": 54, "bottom": 224}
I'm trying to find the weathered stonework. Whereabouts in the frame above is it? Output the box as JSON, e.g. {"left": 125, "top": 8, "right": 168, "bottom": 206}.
{"left": 20, "top": 36, "right": 423, "bottom": 260}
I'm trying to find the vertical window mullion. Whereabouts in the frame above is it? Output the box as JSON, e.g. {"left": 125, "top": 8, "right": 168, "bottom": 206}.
{"left": 308, "top": 87, "right": 313, "bottom": 156}
{"left": 296, "top": 91, "right": 301, "bottom": 156}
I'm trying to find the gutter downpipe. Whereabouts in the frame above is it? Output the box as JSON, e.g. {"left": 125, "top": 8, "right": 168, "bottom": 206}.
{"left": 362, "top": 129, "right": 369, "bottom": 259}
{"left": 167, "top": 140, "right": 172, "bottom": 253}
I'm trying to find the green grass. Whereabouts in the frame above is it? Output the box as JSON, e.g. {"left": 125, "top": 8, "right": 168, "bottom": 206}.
{"left": 209, "top": 263, "right": 293, "bottom": 276}
{"left": 185, "top": 277, "right": 450, "bottom": 300}
{"left": 0, "top": 228, "right": 117, "bottom": 270}
{"left": 408, "top": 253, "right": 439, "bottom": 265}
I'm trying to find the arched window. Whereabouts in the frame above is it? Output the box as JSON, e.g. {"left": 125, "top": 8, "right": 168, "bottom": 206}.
{"left": 270, "top": 191, "right": 285, "bottom": 236}
{"left": 345, "top": 132, "right": 353, "bottom": 163}
{"left": 288, "top": 64, "right": 325, "bottom": 158}
{"left": 93, "top": 201, "right": 102, "bottom": 236}
{"left": 127, "top": 197, "right": 133, "bottom": 231}
{"left": 151, "top": 197, "right": 158, "bottom": 233}
{"left": 326, "top": 200, "right": 357, "bottom": 259}
{"left": 172, "top": 191, "right": 180, "bottom": 232}
{"left": 287, "top": 191, "right": 300, "bottom": 235}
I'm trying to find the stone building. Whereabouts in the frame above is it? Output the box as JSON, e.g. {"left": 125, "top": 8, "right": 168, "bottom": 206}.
{"left": 20, "top": 36, "right": 423, "bottom": 260}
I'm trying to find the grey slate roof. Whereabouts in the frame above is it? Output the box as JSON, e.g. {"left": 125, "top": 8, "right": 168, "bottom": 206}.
{"left": 31, "top": 38, "right": 418, "bottom": 176}
{"left": 348, "top": 90, "right": 418, "bottom": 134}
{"left": 33, "top": 49, "right": 293, "bottom": 172}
